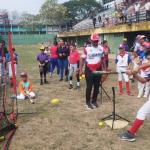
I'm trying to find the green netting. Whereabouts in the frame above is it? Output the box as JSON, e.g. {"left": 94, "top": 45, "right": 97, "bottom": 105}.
{"left": 10, "top": 34, "right": 56, "bottom": 45}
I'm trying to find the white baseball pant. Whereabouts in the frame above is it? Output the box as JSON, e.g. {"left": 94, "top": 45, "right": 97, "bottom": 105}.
{"left": 17, "top": 92, "right": 36, "bottom": 100}
{"left": 69, "top": 64, "right": 78, "bottom": 77}
{"left": 8, "top": 62, "right": 17, "bottom": 77}
{"left": 117, "top": 66, "right": 129, "bottom": 82}
{"left": 137, "top": 95, "right": 150, "bottom": 120}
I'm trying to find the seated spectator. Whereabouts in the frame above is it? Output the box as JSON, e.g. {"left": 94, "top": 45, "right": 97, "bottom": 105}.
{"left": 134, "top": 2, "right": 141, "bottom": 22}
{"left": 122, "top": 38, "right": 129, "bottom": 52}
{"left": 98, "top": 15, "right": 102, "bottom": 23}
{"left": 145, "top": 0, "right": 150, "bottom": 21}
{"left": 92, "top": 17, "right": 96, "bottom": 28}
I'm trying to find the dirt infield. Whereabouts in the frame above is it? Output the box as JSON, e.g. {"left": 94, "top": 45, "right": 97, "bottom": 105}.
{"left": 8, "top": 45, "right": 150, "bottom": 150}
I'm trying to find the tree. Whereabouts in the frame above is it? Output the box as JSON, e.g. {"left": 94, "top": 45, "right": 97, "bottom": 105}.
{"left": 11, "top": 10, "right": 20, "bottom": 24}
{"left": 19, "top": 13, "right": 41, "bottom": 31}
{"left": 63, "top": 0, "right": 102, "bottom": 22}
{"left": 39, "top": 0, "right": 67, "bottom": 25}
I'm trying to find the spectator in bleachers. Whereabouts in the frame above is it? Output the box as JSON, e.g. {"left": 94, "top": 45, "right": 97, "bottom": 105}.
{"left": 135, "top": 2, "right": 141, "bottom": 22}
{"left": 122, "top": 7, "right": 128, "bottom": 23}
{"left": 92, "top": 17, "right": 96, "bottom": 28}
{"left": 122, "top": 38, "right": 129, "bottom": 52}
{"left": 98, "top": 15, "right": 102, "bottom": 23}
{"left": 145, "top": 0, "right": 150, "bottom": 21}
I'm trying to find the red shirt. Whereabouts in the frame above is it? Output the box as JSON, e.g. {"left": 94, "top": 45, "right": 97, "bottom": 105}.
{"left": 68, "top": 50, "right": 80, "bottom": 64}
{"left": 50, "top": 45, "right": 58, "bottom": 58}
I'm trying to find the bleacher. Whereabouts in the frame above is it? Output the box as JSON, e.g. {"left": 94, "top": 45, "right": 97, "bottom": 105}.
{"left": 71, "top": 3, "right": 148, "bottom": 32}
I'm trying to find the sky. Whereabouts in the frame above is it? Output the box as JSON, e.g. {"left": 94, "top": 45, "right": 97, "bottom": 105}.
{"left": 0, "top": 0, "right": 68, "bottom": 15}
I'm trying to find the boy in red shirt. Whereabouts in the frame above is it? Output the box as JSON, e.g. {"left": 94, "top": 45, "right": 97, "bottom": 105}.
{"left": 49, "top": 41, "right": 59, "bottom": 77}
{"left": 68, "top": 44, "right": 80, "bottom": 89}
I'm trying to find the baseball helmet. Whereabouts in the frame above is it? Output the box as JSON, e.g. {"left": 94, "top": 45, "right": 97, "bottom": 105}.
{"left": 40, "top": 46, "right": 45, "bottom": 50}
{"left": 119, "top": 44, "right": 125, "bottom": 49}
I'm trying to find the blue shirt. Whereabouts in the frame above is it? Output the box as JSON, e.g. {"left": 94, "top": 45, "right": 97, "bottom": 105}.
{"left": 37, "top": 52, "right": 49, "bottom": 63}
{"left": 57, "top": 46, "right": 70, "bottom": 59}
{"left": 6, "top": 52, "right": 18, "bottom": 62}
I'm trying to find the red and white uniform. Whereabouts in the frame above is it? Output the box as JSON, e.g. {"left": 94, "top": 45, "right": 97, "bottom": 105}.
{"left": 137, "top": 66, "right": 150, "bottom": 120}
{"left": 82, "top": 45, "right": 104, "bottom": 71}
{"left": 138, "top": 59, "right": 150, "bottom": 98}
{"left": 116, "top": 52, "right": 131, "bottom": 82}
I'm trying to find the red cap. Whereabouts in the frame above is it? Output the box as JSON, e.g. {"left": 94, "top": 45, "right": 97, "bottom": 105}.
{"left": 90, "top": 33, "right": 99, "bottom": 41}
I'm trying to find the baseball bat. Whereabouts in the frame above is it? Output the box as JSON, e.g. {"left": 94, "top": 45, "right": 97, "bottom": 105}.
{"left": 93, "top": 71, "right": 126, "bottom": 75}
{"left": 26, "top": 94, "right": 35, "bottom": 104}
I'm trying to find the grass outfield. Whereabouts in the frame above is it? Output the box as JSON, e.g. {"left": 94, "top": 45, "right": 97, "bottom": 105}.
{"left": 7, "top": 45, "right": 150, "bottom": 150}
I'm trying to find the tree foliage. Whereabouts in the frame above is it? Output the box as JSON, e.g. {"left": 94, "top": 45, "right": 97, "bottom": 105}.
{"left": 39, "top": 0, "right": 67, "bottom": 25}
{"left": 63, "top": 0, "right": 101, "bottom": 21}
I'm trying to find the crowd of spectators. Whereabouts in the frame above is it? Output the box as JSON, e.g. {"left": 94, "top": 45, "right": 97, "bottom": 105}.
{"left": 92, "top": 0, "right": 150, "bottom": 28}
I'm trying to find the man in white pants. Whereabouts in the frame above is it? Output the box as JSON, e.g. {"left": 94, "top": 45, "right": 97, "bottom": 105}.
{"left": 115, "top": 44, "right": 132, "bottom": 95}
{"left": 17, "top": 72, "right": 36, "bottom": 100}
{"left": 120, "top": 50, "right": 150, "bottom": 142}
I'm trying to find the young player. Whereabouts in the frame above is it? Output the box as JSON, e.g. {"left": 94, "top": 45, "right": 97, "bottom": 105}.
{"left": 49, "top": 41, "right": 59, "bottom": 77}
{"left": 37, "top": 46, "right": 49, "bottom": 85}
{"left": 17, "top": 72, "right": 36, "bottom": 100}
{"left": 80, "top": 33, "right": 105, "bottom": 109}
{"left": 115, "top": 44, "right": 132, "bottom": 95}
{"left": 68, "top": 43, "right": 80, "bottom": 89}
{"left": 120, "top": 50, "right": 150, "bottom": 142}
{"left": 6, "top": 48, "right": 18, "bottom": 78}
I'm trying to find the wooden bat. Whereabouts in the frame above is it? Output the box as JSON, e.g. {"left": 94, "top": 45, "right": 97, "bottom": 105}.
{"left": 26, "top": 95, "right": 35, "bottom": 104}
{"left": 93, "top": 71, "right": 126, "bottom": 75}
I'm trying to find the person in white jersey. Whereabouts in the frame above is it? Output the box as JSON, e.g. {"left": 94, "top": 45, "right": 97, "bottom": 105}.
{"left": 120, "top": 50, "right": 150, "bottom": 142}
{"left": 80, "top": 33, "right": 105, "bottom": 109}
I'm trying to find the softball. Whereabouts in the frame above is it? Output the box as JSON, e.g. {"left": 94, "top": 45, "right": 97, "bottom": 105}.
{"left": 98, "top": 121, "right": 105, "bottom": 128}
{"left": 82, "top": 74, "right": 85, "bottom": 79}
{"left": 79, "top": 76, "right": 83, "bottom": 80}
{"left": 51, "top": 99, "right": 60, "bottom": 105}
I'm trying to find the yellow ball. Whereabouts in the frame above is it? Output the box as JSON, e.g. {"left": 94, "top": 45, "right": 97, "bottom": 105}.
{"left": 98, "top": 121, "right": 105, "bottom": 128}
{"left": 51, "top": 99, "right": 60, "bottom": 105}
{"left": 79, "top": 76, "right": 83, "bottom": 80}
{"left": 82, "top": 74, "right": 85, "bottom": 78}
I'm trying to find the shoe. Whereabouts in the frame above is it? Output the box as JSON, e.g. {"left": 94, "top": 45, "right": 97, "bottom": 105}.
{"left": 40, "top": 80, "right": 43, "bottom": 85}
{"left": 44, "top": 80, "right": 48, "bottom": 84}
{"left": 75, "top": 86, "right": 80, "bottom": 89}
{"left": 143, "top": 95, "right": 148, "bottom": 98}
{"left": 118, "top": 91, "right": 123, "bottom": 95}
{"left": 120, "top": 131, "right": 135, "bottom": 142}
{"left": 69, "top": 84, "right": 73, "bottom": 89}
{"left": 127, "top": 92, "right": 133, "bottom": 96}
{"left": 65, "top": 77, "right": 68, "bottom": 82}
{"left": 137, "top": 94, "right": 142, "bottom": 98}
{"left": 91, "top": 102, "right": 99, "bottom": 108}
{"left": 86, "top": 104, "right": 94, "bottom": 109}
{"left": 59, "top": 78, "right": 63, "bottom": 81}
{"left": 49, "top": 73, "right": 52, "bottom": 78}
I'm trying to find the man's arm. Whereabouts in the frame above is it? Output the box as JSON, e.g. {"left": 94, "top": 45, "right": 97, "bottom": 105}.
{"left": 133, "top": 74, "right": 147, "bottom": 83}
{"left": 126, "top": 70, "right": 148, "bottom": 83}
{"left": 138, "top": 61, "right": 150, "bottom": 70}
{"left": 79, "top": 58, "right": 85, "bottom": 75}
